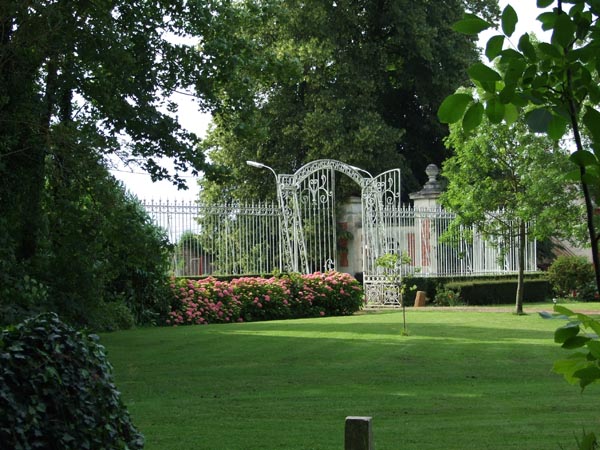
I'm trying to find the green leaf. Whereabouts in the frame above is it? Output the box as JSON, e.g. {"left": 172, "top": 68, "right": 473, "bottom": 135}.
{"left": 503, "top": 58, "right": 527, "bottom": 87}
{"left": 555, "top": 322, "right": 580, "bottom": 343}
{"left": 538, "top": 42, "right": 562, "bottom": 58}
{"left": 437, "top": 93, "right": 473, "bottom": 124}
{"left": 570, "top": 150, "right": 597, "bottom": 167}
{"left": 590, "top": 87, "right": 600, "bottom": 105}
{"left": 499, "top": 84, "right": 515, "bottom": 104}
{"left": 485, "top": 98, "right": 505, "bottom": 123}
{"left": 582, "top": 171, "right": 600, "bottom": 185}
{"left": 553, "top": 356, "right": 588, "bottom": 385}
{"left": 467, "top": 63, "right": 502, "bottom": 83}
{"left": 462, "top": 102, "right": 484, "bottom": 132}
{"left": 537, "top": 12, "right": 558, "bottom": 31}
{"left": 586, "top": 340, "right": 600, "bottom": 359}
{"left": 562, "top": 335, "right": 591, "bottom": 349}
{"left": 579, "top": 431, "right": 597, "bottom": 450}
{"left": 573, "top": 365, "right": 600, "bottom": 390}
{"left": 485, "top": 35, "right": 505, "bottom": 61}
{"left": 511, "top": 93, "right": 529, "bottom": 108}
{"left": 518, "top": 34, "right": 537, "bottom": 61}
{"left": 552, "top": 13, "right": 576, "bottom": 48}
{"left": 547, "top": 114, "right": 569, "bottom": 140}
{"left": 503, "top": 103, "right": 519, "bottom": 124}
{"left": 554, "top": 304, "right": 576, "bottom": 316}
{"left": 583, "top": 107, "right": 600, "bottom": 146}
{"left": 563, "top": 168, "right": 582, "bottom": 182}
{"left": 526, "top": 108, "right": 553, "bottom": 133}
{"left": 452, "top": 14, "right": 492, "bottom": 35}
{"left": 501, "top": 5, "right": 518, "bottom": 37}
{"left": 537, "top": 0, "right": 554, "bottom": 7}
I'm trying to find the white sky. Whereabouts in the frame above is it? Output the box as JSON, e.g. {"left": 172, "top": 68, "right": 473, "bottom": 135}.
{"left": 110, "top": 1, "right": 548, "bottom": 202}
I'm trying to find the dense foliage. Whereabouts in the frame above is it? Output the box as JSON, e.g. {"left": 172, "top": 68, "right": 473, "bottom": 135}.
{"left": 0, "top": 313, "right": 143, "bottom": 449}
{"left": 438, "top": 0, "right": 600, "bottom": 296}
{"left": 544, "top": 304, "right": 600, "bottom": 448}
{"left": 1, "top": 162, "right": 173, "bottom": 330}
{"left": 1, "top": 0, "right": 205, "bottom": 327}
{"left": 196, "top": 0, "right": 500, "bottom": 201}
{"left": 442, "top": 109, "right": 580, "bottom": 313}
{"left": 168, "top": 272, "right": 364, "bottom": 325}
{"left": 547, "top": 255, "right": 596, "bottom": 301}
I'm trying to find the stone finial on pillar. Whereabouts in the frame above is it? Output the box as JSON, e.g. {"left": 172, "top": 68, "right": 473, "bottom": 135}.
{"left": 409, "top": 163, "right": 443, "bottom": 209}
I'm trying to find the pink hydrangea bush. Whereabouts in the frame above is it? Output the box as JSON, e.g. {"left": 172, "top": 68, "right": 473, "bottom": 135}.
{"left": 229, "top": 276, "right": 291, "bottom": 321}
{"left": 167, "top": 277, "right": 242, "bottom": 325}
{"left": 301, "top": 271, "right": 364, "bottom": 316}
{"left": 167, "top": 271, "right": 364, "bottom": 326}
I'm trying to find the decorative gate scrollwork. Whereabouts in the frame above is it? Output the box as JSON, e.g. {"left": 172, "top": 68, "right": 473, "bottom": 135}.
{"left": 276, "top": 160, "right": 402, "bottom": 307}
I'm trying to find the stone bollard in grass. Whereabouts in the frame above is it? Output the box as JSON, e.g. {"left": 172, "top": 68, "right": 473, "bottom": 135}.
{"left": 414, "top": 290, "right": 427, "bottom": 307}
{"left": 345, "top": 416, "right": 373, "bottom": 450}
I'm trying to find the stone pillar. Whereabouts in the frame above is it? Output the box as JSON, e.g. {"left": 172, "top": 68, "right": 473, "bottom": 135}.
{"left": 408, "top": 164, "right": 443, "bottom": 275}
{"left": 338, "top": 196, "right": 363, "bottom": 277}
{"left": 409, "top": 164, "right": 443, "bottom": 209}
{"left": 345, "top": 416, "right": 373, "bottom": 450}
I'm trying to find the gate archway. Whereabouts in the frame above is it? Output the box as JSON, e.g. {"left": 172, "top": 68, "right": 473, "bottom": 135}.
{"left": 275, "top": 159, "right": 402, "bottom": 306}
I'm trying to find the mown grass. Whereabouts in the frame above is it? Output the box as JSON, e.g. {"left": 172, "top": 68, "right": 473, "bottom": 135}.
{"left": 101, "top": 303, "right": 600, "bottom": 450}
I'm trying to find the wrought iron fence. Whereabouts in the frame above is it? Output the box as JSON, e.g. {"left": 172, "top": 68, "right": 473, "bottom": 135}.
{"left": 142, "top": 199, "right": 536, "bottom": 278}
{"left": 143, "top": 199, "right": 282, "bottom": 276}
{"left": 380, "top": 206, "right": 536, "bottom": 277}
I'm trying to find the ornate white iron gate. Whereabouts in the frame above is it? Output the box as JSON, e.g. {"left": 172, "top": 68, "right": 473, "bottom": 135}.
{"left": 276, "top": 160, "right": 402, "bottom": 306}
{"left": 361, "top": 169, "right": 403, "bottom": 306}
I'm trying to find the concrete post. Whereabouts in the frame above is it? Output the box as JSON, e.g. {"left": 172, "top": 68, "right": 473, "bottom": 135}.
{"left": 345, "top": 416, "right": 373, "bottom": 450}
{"left": 409, "top": 164, "right": 443, "bottom": 275}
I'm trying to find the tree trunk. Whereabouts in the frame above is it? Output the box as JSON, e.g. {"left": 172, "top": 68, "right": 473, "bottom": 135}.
{"left": 565, "top": 46, "right": 600, "bottom": 300}
{"left": 515, "top": 220, "right": 526, "bottom": 315}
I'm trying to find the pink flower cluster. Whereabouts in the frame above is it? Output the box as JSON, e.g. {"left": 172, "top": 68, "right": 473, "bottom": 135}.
{"left": 167, "top": 277, "right": 242, "bottom": 326}
{"left": 301, "top": 272, "right": 365, "bottom": 315}
{"left": 166, "top": 271, "right": 364, "bottom": 326}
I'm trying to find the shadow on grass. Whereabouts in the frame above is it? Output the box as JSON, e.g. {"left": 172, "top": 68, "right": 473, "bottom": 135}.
{"left": 101, "top": 313, "right": 588, "bottom": 450}
{"left": 214, "top": 317, "right": 556, "bottom": 344}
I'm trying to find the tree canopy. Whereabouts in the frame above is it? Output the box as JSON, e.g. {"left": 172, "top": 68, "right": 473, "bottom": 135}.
{"left": 438, "top": 0, "right": 600, "bottom": 296}
{"left": 0, "top": 0, "right": 215, "bottom": 326}
{"left": 442, "top": 111, "right": 581, "bottom": 313}
{"left": 196, "top": 0, "right": 500, "bottom": 201}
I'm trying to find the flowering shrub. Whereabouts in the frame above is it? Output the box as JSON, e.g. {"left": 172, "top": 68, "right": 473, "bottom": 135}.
{"left": 167, "top": 277, "right": 242, "bottom": 325}
{"left": 230, "top": 277, "right": 291, "bottom": 321}
{"left": 301, "top": 271, "right": 364, "bottom": 316}
{"left": 167, "top": 271, "right": 364, "bottom": 326}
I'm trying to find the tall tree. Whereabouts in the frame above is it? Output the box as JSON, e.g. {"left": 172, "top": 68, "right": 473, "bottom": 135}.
{"left": 0, "top": 0, "right": 226, "bottom": 325}
{"left": 0, "top": 0, "right": 211, "bottom": 266}
{"left": 438, "top": 1, "right": 600, "bottom": 297}
{"left": 196, "top": 0, "right": 500, "bottom": 201}
{"left": 441, "top": 112, "right": 581, "bottom": 314}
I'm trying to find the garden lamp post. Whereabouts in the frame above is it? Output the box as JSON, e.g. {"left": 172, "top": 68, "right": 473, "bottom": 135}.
{"left": 246, "top": 160, "right": 278, "bottom": 181}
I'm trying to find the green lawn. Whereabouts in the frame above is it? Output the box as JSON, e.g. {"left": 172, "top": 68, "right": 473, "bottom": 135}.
{"left": 101, "top": 303, "right": 600, "bottom": 450}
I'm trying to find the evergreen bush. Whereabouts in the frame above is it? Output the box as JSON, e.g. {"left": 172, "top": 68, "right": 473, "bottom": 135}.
{"left": 547, "top": 255, "right": 595, "bottom": 300}
{"left": 0, "top": 313, "right": 143, "bottom": 449}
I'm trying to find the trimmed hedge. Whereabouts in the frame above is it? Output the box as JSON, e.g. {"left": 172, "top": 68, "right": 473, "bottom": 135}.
{"left": 0, "top": 313, "right": 143, "bottom": 449}
{"left": 168, "top": 271, "right": 364, "bottom": 325}
{"left": 444, "top": 279, "right": 552, "bottom": 305}
{"left": 396, "top": 274, "right": 551, "bottom": 306}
